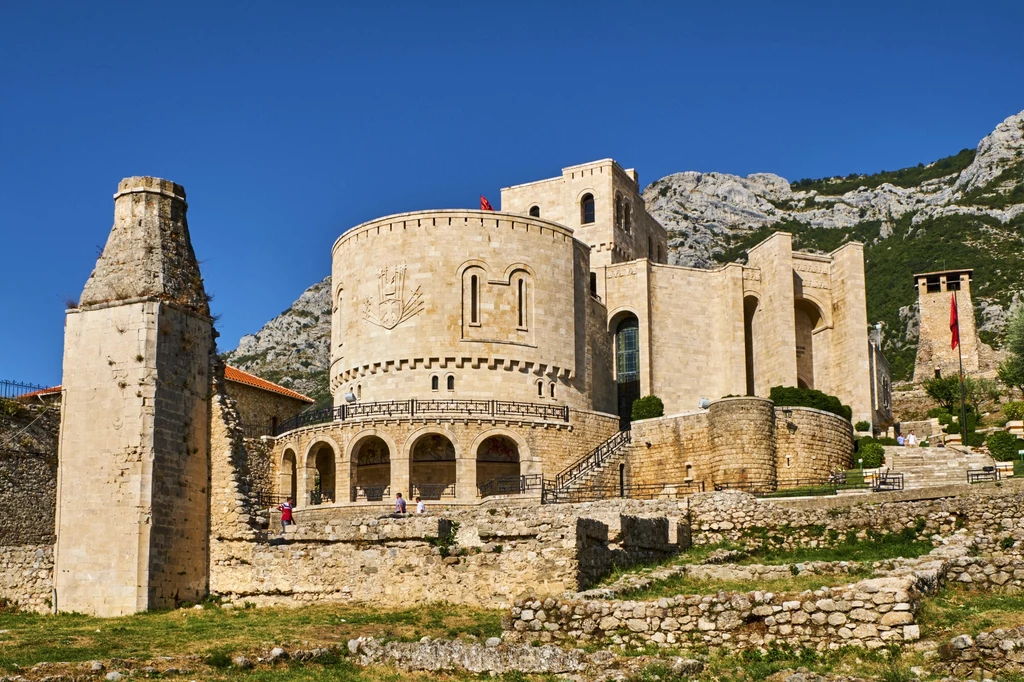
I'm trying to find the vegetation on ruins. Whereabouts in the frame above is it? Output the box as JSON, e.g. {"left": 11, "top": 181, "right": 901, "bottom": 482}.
{"left": 854, "top": 420, "right": 871, "bottom": 432}
{"left": 986, "top": 430, "right": 1024, "bottom": 462}
{"left": 769, "top": 385, "right": 852, "bottom": 420}
{"left": 858, "top": 441, "right": 885, "bottom": 469}
{"left": 1005, "top": 401, "right": 1024, "bottom": 421}
{"left": 999, "top": 305, "right": 1024, "bottom": 397}
{"left": 631, "top": 395, "right": 665, "bottom": 420}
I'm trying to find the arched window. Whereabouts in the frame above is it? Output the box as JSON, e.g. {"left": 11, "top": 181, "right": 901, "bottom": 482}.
{"left": 623, "top": 203, "right": 631, "bottom": 233}
{"left": 549, "top": 383, "right": 555, "bottom": 398}
{"left": 528, "top": 205, "right": 540, "bottom": 217}
{"left": 614, "top": 194, "right": 623, "bottom": 230}
{"left": 615, "top": 316, "right": 640, "bottom": 428}
{"left": 431, "top": 376, "right": 439, "bottom": 391}
{"left": 517, "top": 278, "right": 527, "bottom": 328}
{"left": 447, "top": 375, "right": 455, "bottom": 391}
{"left": 356, "top": 384, "right": 362, "bottom": 399}
{"left": 580, "top": 193, "right": 595, "bottom": 224}
{"left": 470, "top": 274, "right": 479, "bottom": 325}
{"left": 537, "top": 380, "right": 544, "bottom": 397}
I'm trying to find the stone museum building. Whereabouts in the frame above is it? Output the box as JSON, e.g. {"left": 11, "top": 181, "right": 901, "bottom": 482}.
{"left": 273, "top": 159, "right": 890, "bottom": 507}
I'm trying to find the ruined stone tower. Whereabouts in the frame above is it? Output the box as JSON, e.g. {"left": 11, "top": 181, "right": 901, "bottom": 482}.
{"left": 54, "top": 177, "right": 213, "bottom": 616}
{"left": 913, "top": 269, "right": 980, "bottom": 383}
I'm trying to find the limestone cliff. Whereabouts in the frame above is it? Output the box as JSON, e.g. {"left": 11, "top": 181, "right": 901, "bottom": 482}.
{"left": 222, "top": 276, "right": 331, "bottom": 405}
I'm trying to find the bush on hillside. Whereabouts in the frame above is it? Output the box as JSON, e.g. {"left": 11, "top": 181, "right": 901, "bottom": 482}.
{"left": 854, "top": 420, "right": 871, "bottom": 432}
{"left": 769, "top": 386, "right": 853, "bottom": 421}
{"left": 987, "top": 431, "right": 1024, "bottom": 462}
{"left": 858, "top": 442, "right": 885, "bottom": 469}
{"left": 631, "top": 395, "right": 665, "bottom": 421}
{"left": 1004, "top": 401, "right": 1024, "bottom": 421}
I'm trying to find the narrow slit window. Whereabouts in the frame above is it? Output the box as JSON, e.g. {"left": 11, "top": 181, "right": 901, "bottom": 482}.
{"left": 537, "top": 380, "right": 544, "bottom": 397}
{"left": 623, "top": 203, "right": 631, "bottom": 233}
{"left": 447, "top": 375, "right": 455, "bottom": 391}
{"left": 589, "top": 272, "right": 597, "bottom": 296}
{"left": 549, "top": 383, "right": 555, "bottom": 398}
{"left": 517, "top": 278, "right": 526, "bottom": 328}
{"left": 470, "top": 274, "right": 479, "bottom": 324}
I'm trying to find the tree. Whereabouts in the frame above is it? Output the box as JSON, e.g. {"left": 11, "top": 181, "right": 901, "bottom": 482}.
{"left": 998, "top": 306, "right": 1024, "bottom": 397}
{"left": 922, "top": 376, "right": 960, "bottom": 413}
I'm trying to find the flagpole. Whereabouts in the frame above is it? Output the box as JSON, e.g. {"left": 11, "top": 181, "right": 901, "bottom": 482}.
{"left": 955, "top": 290, "right": 968, "bottom": 447}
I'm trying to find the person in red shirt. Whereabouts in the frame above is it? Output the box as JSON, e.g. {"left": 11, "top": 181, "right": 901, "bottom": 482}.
{"left": 278, "top": 497, "right": 295, "bottom": 535}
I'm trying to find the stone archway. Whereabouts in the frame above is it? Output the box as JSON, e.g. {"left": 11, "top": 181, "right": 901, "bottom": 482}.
{"left": 409, "top": 433, "right": 456, "bottom": 500}
{"left": 795, "top": 299, "right": 824, "bottom": 390}
{"left": 350, "top": 435, "right": 391, "bottom": 501}
{"left": 279, "top": 449, "right": 297, "bottom": 502}
{"left": 476, "top": 435, "right": 521, "bottom": 493}
{"left": 306, "top": 442, "right": 336, "bottom": 505}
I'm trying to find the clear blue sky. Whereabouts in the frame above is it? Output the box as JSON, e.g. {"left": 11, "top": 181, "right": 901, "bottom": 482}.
{"left": 2, "top": 1, "right": 1022, "bottom": 386}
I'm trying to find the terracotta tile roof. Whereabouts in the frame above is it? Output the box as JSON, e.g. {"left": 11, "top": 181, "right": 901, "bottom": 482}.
{"left": 16, "top": 386, "right": 62, "bottom": 400}
{"left": 16, "top": 368, "right": 314, "bottom": 404}
{"left": 223, "top": 366, "right": 315, "bottom": 403}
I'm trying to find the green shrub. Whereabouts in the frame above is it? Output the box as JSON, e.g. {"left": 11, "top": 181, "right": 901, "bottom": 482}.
{"left": 987, "top": 431, "right": 1024, "bottom": 462}
{"left": 854, "top": 420, "right": 871, "bottom": 432}
{"left": 858, "top": 442, "right": 885, "bottom": 469}
{"left": 631, "top": 395, "right": 665, "bottom": 421}
{"left": 926, "top": 407, "right": 950, "bottom": 419}
{"left": 770, "top": 385, "right": 853, "bottom": 420}
{"left": 1004, "top": 401, "right": 1024, "bottom": 421}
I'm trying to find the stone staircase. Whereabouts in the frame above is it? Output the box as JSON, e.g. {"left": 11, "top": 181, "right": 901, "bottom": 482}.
{"left": 547, "top": 430, "right": 632, "bottom": 501}
{"left": 883, "top": 445, "right": 995, "bottom": 489}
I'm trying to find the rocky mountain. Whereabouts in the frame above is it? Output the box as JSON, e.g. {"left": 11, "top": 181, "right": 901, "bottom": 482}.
{"left": 644, "top": 110, "right": 1024, "bottom": 380}
{"left": 222, "top": 276, "right": 331, "bottom": 405}
{"left": 224, "top": 110, "right": 1024, "bottom": 396}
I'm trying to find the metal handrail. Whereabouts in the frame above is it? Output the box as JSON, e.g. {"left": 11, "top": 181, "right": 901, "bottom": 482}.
{"left": 352, "top": 484, "right": 391, "bottom": 502}
{"left": 275, "top": 399, "right": 570, "bottom": 435}
{"left": 553, "top": 430, "right": 631, "bottom": 490}
{"left": 542, "top": 479, "right": 705, "bottom": 504}
{"left": 411, "top": 482, "right": 456, "bottom": 500}
{"left": 478, "top": 474, "right": 544, "bottom": 498}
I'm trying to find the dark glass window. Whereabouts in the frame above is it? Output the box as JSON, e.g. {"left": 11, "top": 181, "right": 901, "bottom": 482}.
{"left": 447, "top": 375, "right": 455, "bottom": 390}
{"left": 528, "top": 205, "right": 540, "bottom": 217}
{"left": 581, "top": 193, "right": 595, "bottom": 224}
{"left": 431, "top": 376, "right": 439, "bottom": 391}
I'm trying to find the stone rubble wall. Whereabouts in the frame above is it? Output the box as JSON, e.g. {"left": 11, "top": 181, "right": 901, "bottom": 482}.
{"left": 939, "top": 628, "right": 1024, "bottom": 678}
{"left": 0, "top": 450, "right": 56, "bottom": 546}
{"left": 0, "top": 544, "right": 52, "bottom": 613}
{"left": 210, "top": 507, "right": 682, "bottom": 608}
{"left": 506, "top": 540, "right": 972, "bottom": 652}
{"left": 209, "top": 360, "right": 261, "bottom": 544}
{"left": 944, "top": 554, "right": 1024, "bottom": 592}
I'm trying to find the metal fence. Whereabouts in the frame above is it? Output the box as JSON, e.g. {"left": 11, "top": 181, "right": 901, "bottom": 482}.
{"left": 274, "top": 399, "right": 570, "bottom": 435}
{"left": 0, "top": 380, "right": 48, "bottom": 400}
{"left": 543, "top": 479, "right": 705, "bottom": 504}
{"left": 478, "top": 474, "right": 544, "bottom": 498}
{"left": 553, "top": 430, "right": 631, "bottom": 490}
{"left": 411, "top": 482, "right": 457, "bottom": 500}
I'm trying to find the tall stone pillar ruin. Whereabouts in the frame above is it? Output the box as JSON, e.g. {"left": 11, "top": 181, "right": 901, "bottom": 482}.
{"left": 54, "top": 177, "right": 213, "bottom": 617}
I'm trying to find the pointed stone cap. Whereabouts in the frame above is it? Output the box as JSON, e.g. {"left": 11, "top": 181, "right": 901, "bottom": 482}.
{"left": 79, "top": 177, "right": 210, "bottom": 316}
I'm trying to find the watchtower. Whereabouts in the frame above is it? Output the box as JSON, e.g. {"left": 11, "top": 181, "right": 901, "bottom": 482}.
{"left": 54, "top": 177, "right": 213, "bottom": 616}
{"left": 912, "top": 269, "right": 979, "bottom": 383}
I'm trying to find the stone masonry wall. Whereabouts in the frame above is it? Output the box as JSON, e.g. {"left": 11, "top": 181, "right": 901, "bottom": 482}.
{"left": 708, "top": 398, "right": 776, "bottom": 488}
{"left": 775, "top": 406, "right": 854, "bottom": 481}
{"left": 0, "top": 544, "right": 52, "bottom": 613}
{"left": 0, "top": 450, "right": 56, "bottom": 545}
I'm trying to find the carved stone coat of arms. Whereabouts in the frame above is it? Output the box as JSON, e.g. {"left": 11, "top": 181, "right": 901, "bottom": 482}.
{"left": 362, "top": 264, "right": 424, "bottom": 329}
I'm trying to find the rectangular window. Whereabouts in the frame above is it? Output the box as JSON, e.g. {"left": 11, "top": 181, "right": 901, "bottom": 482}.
{"left": 926, "top": 276, "right": 941, "bottom": 293}
{"left": 470, "top": 275, "right": 479, "bottom": 324}
{"left": 947, "top": 279, "right": 961, "bottom": 291}
{"left": 517, "top": 278, "right": 526, "bottom": 328}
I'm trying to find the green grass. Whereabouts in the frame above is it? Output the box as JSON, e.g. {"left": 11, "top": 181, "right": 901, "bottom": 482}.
{"left": 916, "top": 586, "right": 1024, "bottom": 640}
{"left": 617, "top": 569, "right": 871, "bottom": 601}
{"left": 745, "top": 530, "right": 932, "bottom": 565}
{"left": 1014, "top": 460, "right": 1024, "bottom": 477}
{"left": 0, "top": 602, "right": 502, "bottom": 673}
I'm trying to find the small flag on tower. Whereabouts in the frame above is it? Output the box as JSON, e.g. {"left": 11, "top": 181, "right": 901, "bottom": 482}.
{"left": 480, "top": 196, "right": 494, "bottom": 211}
{"left": 950, "top": 292, "right": 960, "bottom": 350}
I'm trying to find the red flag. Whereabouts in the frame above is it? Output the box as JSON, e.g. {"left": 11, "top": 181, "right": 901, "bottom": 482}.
{"left": 950, "top": 292, "right": 960, "bottom": 350}
{"left": 480, "top": 196, "right": 494, "bottom": 211}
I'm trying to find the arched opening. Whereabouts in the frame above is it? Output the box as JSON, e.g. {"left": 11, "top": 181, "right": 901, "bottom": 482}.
{"left": 477, "top": 435, "right": 520, "bottom": 491}
{"left": 528, "top": 205, "right": 540, "bottom": 217}
{"left": 516, "top": 276, "right": 529, "bottom": 329}
{"left": 537, "top": 379, "right": 544, "bottom": 397}
{"left": 615, "top": 194, "right": 623, "bottom": 230}
{"left": 410, "top": 433, "right": 456, "bottom": 500}
{"left": 431, "top": 375, "right": 439, "bottom": 391}
{"left": 447, "top": 375, "right": 455, "bottom": 391}
{"left": 623, "top": 202, "right": 631, "bottom": 233}
{"left": 309, "top": 443, "right": 336, "bottom": 505}
{"left": 351, "top": 436, "right": 390, "bottom": 501}
{"left": 470, "top": 274, "right": 479, "bottom": 324}
{"left": 794, "top": 299, "right": 824, "bottom": 390}
{"left": 580, "top": 193, "right": 595, "bottom": 225}
{"left": 685, "top": 463, "right": 693, "bottom": 481}
{"left": 743, "top": 296, "right": 760, "bottom": 396}
{"left": 280, "top": 449, "right": 297, "bottom": 502}
{"left": 615, "top": 315, "right": 640, "bottom": 429}
{"left": 549, "top": 382, "right": 555, "bottom": 399}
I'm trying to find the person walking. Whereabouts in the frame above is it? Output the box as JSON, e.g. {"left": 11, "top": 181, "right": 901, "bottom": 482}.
{"left": 278, "top": 497, "right": 294, "bottom": 535}
{"left": 395, "top": 492, "right": 407, "bottom": 514}
{"left": 906, "top": 431, "right": 918, "bottom": 447}
{"left": 416, "top": 496, "right": 425, "bottom": 514}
